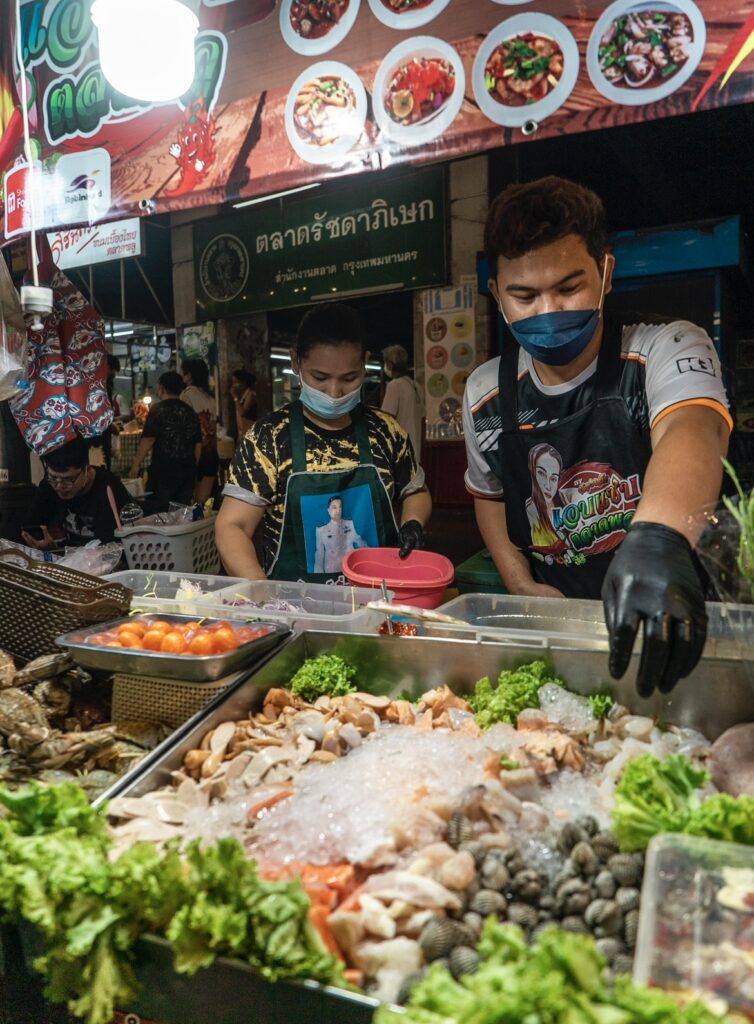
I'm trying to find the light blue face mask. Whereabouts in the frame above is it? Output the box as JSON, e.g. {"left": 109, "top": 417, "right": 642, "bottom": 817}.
{"left": 498, "top": 258, "right": 610, "bottom": 367}
{"left": 299, "top": 378, "right": 362, "bottom": 419}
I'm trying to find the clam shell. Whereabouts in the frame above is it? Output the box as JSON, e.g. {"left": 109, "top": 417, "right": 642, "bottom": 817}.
{"left": 612, "top": 953, "right": 635, "bottom": 976}
{"left": 607, "top": 854, "right": 641, "bottom": 887}
{"left": 507, "top": 902, "right": 538, "bottom": 930}
{"left": 557, "top": 822, "right": 590, "bottom": 856}
{"left": 469, "top": 888, "right": 506, "bottom": 917}
{"left": 419, "top": 915, "right": 469, "bottom": 961}
{"left": 446, "top": 811, "right": 474, "bottom": 849}
{"left": 575, "top": 815, "right": 599, "bottom": 837}
{"left": 594, "top": 870, "right": 617, "bottom": 900}
{"left": 561, "top": 915, "right": 589, "bottom": 934}
{"left": 585, "top": 898, "right": 619, "bottom": 929}
{"left": 462, "top": 911, "right": 483, "bottom": 941}
{"left": 570, "top": 841, "right": 599, "bottom": 876}
{"left": 623, "top": 908, "right": 640, "bottom": 948}
{"left": 592, "top": 831, "right": 620, "bottom": 862}
{"left": 449, "top": 945, "right": 480, "bottom": 979}
{"left": 511, "top": 868, "right": 542, "bottom": 901}
{"left": 458, "top": 840, "right": 486, "bottom": 867}
{"left": 396, "top": 970, "right": 425, "bottom": 1006}
{"left": 480, "top": 850, "right": 510, "bottom": 891}
{"left": 595, "top": 937, "right": 624, "bottom": 962}
{"left": 615, "top": 887, "right": 640, "bottom": 913}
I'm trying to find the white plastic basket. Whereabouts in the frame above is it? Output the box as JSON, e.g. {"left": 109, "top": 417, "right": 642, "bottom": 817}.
{"left": 115, "top": 515, "right": 220, "bottom": 574}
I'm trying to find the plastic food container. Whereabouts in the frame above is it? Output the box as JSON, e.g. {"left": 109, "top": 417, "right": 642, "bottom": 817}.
{"left": 215, "top": 578, "right": 393, "bottom": 633}
{"left": 56, "top": 613, "right": 290, "bottom": 682}
{"left": 105, "top": 570, "right": 249, "bottom": 615}
{"left": 343, "top": 547, "right": 454, "bottom": 609}
{"left": 634, "top": 833, "right": 754, "bottom": 1018}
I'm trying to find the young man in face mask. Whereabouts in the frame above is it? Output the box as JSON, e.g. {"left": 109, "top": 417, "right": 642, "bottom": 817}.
{"left": 463, "top": 176, "right": 731, "bottom": 698}
{"left": 216, "top": 303, "right": 431, "bottom": 582}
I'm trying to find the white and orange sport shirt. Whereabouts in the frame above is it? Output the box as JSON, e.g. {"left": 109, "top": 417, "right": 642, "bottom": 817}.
{"left": 463, "top": 315, "right": 733, "bottom": 500}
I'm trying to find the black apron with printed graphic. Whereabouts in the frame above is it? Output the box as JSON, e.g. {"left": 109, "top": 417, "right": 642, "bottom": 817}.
{"left": 268, "top": 401, "right": 399, "bottom": 583}
{"left": 497, "top": 317, "right": 652, "bottom": 599}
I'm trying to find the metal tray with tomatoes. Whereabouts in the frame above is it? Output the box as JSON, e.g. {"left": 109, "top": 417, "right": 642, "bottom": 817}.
{"left": 56, "top": 614, "right": 291, "bottom": 682}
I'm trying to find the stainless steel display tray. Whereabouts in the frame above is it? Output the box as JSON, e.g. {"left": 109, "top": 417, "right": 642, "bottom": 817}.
{"left": 116, "top": 627, "right": 754, "bottom": 799}
{"left": 56, "top": 614, "right": 291, "bottom": 682}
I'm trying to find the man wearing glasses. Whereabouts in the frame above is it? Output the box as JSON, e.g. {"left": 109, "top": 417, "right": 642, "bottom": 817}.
{"left": 22, "top": 437, "right": 130, "bottom": 550}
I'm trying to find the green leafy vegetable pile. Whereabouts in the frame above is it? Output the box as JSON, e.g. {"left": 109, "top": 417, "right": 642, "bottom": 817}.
{"left": 0, "top": 782, "right": 341, "bottom": 1024}
{"left": 612, "top": 752, "right": 754, "bottom": 852}
{"left": 470, "top": 660, "right": 564, "bottom": 728}
{"left": 469, "top": 660, "right": 614, "bottom": 729}
{"left": 290, "top": 654, "right": 357, "bottom": 702}
{"left": 721, "top": 457, "right": 754, "bottom": 601}
{"left": 375, "top": 919, "right": 729, "bottom": 1024}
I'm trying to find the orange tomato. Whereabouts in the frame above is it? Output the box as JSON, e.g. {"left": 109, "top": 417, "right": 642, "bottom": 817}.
{"left": 117, "top": 631, "right": 144, "bottom": 649}
{"left": 105, "top": 640, "right": 123, "bottom": 647}
{"left": 208, "top": 620, "right": 233, "bottom": 632}
{"left": 142, "top": 626, "right": 165, "bottom": 651}
{"left": 119, "top": 621, "right": 146, "bottom": 636}
{"left": 160, "top": 631, "right": 188, "bottom": 654}
{"left": 212, "top": 626, "right": 240, "bottom": 652}
{"left": 188, "top": 631, "right": 215, "bottom": 656}
{"left": 145, "top": 620, "right": 172, "bottom": 635}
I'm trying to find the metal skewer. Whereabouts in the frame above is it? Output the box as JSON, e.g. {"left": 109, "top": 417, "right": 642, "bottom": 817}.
{"left": 380, "top": 579, "right": 394, "bottom": 635}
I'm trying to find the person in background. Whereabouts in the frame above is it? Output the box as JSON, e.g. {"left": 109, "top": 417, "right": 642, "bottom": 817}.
{"left": 217, "top": 303, "right": 431, "bottom": 582}
{"left": 231, "top": 368, "right": 258, "bottom": 440}
{"left": 463, "top": 175, "right": 731, "bottom": 698}
{"left": 180, "top": 357, "right": 219, "bottom": 506}
{"left": 381, "top": 344, "right": 424, "bottom": 459}
{"left": 22, "top": 436, "right": 130, "bottom": 549}
{"left": 129, "top": 371, "right": 201, "bottom": 512}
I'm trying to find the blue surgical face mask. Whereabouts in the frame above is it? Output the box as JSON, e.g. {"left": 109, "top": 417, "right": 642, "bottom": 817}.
{"left": 498, "top": 258, "right": 610, "bottom": 366}
{"left": 299, "top": 377, "right": 362, "bottom": 419}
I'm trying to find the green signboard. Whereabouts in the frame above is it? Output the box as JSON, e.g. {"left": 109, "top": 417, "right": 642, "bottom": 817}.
{"left": 194, "top": 165, "right": 447, "bottom": 319}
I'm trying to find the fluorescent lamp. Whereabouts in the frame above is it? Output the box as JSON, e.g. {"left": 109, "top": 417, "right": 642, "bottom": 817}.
{"left": 233, "top": 184, "right": 321, "bottom": 209}
{"left": 92, "top": 0, "right": 198, "bottom": 102}
{"left": 311, "top": 283, "right": 403, "bottom": 300}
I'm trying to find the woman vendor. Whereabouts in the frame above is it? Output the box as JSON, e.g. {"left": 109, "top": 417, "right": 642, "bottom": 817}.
{"left": 216, "top": 303, "right": 431, "bottom": 582}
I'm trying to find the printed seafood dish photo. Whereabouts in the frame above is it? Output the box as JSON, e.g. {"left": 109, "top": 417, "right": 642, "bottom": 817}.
{"left": 368, "top": 0, "right": 451, "bottom": 29}
{"left": 483, "top": 32, "right": 565, "bottom": 107}
{"left": 384, "top": 56, "right": 456, "bottom": 126}
{"left": 292, "top": 75, "right": 360, "bottom": 147}
{"left": 289, "top": 0, "right": 351, "bottom": 40}
{"left": 597, "top": 8, "right": 695, "bottom": 90}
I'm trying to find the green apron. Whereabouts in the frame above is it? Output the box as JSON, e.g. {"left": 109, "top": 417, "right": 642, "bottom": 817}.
{"left": 268, "top": 401, "right": 399, "bottom": 583}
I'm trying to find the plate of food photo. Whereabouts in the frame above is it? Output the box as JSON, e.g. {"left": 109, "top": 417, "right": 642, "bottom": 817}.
{"left": 372, "top": 36, "right": 465, "bottom": 146}
{"left": 587, "top": 0, "right": 705, "bottom": 105}
{"left": 472, "top": 13, "right": 579, "bottom": 127}
{"left": 281, "top": 0, "right": 361, "bottom": 56}
{"left": 367, "top": 0, "right": 452, "bottom": 32}
{"left": 285, "top": 62, "right": 368, "bottom": 164}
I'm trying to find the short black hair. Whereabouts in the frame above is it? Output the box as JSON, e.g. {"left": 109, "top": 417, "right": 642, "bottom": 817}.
{"left": 159, "top": 370, "right": 184, "bottom": 396}
{"left": 181, "top": 357, "right": 211, "bottom": 393}
{"left": 328, "top": 495, "right": 342, "bottom": 507}
{"left": 107, "top": 353, "right": 121, "bottom": 375}
{"left": 485, "top": 176, "right": 608, "bottom": 270}
{"left": 42, "top": 436, "right": 89, "bottom": 471}
{"left": 232, "top": 369, "right": 256, "bottom": 388}
{"left": 295, "top": 303, "right": 368, "bottom": 361}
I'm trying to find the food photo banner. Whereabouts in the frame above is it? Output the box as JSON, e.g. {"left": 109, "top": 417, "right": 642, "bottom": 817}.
{"left": 2, "top": 0, "right": 754, "bottom": 235}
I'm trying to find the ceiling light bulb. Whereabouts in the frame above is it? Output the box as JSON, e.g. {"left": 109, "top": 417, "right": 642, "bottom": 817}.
{"left": 91, "top": 0, "right": 199, "bottom": 103}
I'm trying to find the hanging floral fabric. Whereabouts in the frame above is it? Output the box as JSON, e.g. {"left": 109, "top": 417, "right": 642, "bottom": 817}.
{"left": 10, "top": 266, "right": 113, "bottom": 456}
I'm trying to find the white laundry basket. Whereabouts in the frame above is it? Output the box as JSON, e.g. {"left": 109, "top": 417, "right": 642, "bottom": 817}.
{"left": 115, "top": 514, "right": 220, "bottom": 574}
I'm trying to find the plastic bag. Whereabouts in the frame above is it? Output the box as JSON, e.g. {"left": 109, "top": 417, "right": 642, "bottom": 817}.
{"left": 57, "top": 541, "right": 124, "bottom": 576}
{"left": 0, "top": 254, "right": 27, "bottom": 403}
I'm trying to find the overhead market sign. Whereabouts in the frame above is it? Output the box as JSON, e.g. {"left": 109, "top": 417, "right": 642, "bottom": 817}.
{"left": 194, "top": 164, "right": 447, "bottom": 318}
{"left": 48, "top": 216, "right": 142, "bottom": 269}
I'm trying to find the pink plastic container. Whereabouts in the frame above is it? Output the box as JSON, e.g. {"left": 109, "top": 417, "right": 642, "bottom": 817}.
{"left": 343, "top": 547, "right": 454, "bottom": 609}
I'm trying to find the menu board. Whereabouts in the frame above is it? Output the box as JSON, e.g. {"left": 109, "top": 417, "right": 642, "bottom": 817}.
{"left": 422, "top": 281, "right": 476, "bottom": 436}
{"left": 1, "top": 0, "right": 754, "bottom": 232}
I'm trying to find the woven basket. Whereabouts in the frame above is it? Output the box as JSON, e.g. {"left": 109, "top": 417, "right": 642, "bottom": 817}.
{"left": 0, "top": 549, "right": 132, "bottom": 664}
{"left": 112, "top": 672, "right": 238, "bottom": 729}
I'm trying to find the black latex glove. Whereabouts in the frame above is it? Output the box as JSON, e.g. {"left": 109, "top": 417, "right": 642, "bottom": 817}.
{"left": 601, "top": 521, "right": 707, "bottom": 699}
{"left": 398, "top": 519, "right": 424, "bottom": 559}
